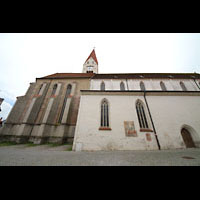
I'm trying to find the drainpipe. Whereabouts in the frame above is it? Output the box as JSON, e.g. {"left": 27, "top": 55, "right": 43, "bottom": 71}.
{"left": 143, "top": 91, "right": 161, "bottom": 150}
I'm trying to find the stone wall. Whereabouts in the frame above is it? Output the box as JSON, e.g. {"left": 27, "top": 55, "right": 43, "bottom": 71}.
{"left": 0, "top": 77, "right": 91, "bottom": 144}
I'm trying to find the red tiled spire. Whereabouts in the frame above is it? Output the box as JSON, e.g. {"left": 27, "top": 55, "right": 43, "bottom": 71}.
{"left": 85, "top": 49, "right": 98, "bottom": 65}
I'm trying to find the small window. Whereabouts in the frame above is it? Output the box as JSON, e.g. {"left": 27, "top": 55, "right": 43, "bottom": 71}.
{"left": 100, "top": 99, "right": 109, "bottom": 127}
{"left": 88, "top": 66, "right": 93, "bottom": 70}
{"left": 120, "top": 82, "right": 125, "bottom": 91}
{"left": 140, "top": 81, "right": 145, "bottom": 91}
{"left": 160, "top": 81, "right": 167, "bottom": 91}
{"left": 136, "top": 100, "right": 149, "bottom": 129}
{"left": 180, "top": 81, "right": 187, "bottom": 91}
{"left": 100, "top": 82, "right": 105, "bottom": 91}
{"left": 51, "top": 84, "right": 57, "bottom": 95}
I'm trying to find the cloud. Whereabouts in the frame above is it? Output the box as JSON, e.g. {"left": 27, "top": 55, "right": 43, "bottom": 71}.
{"left": 0, "top": 90, "right": 16, "bottom": 120}
{"left": 0, "top": 101, "right": 13, "bottom": 120}
{"left": 0, "top": 89, "right": 16, "bottom": 106}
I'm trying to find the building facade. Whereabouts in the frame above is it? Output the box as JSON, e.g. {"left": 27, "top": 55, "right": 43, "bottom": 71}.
{"left": 1, "top": 49, "right": 200, "bottom": 150}
{"left": 0, "top": 50, "right": 98, "bottom": 144}
{"left": 73, "top": 74, "right": 200, "bottom": 151}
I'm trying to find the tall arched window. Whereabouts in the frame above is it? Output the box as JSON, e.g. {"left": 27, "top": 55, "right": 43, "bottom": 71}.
{"left": 180, "top": 81, "right": 187, "bottom": 91}
{"left": 120, "top": 82, "right": 125, "bottom": 91}
{"left": 51, "top": 84, "right": 57, "bottom": 95}
{"left": 160, "top": 81, "right": 167, "bottom": 91}
{"left": 140, "top": 81, "right": 145, "bottom": 91}
{"left": 58, "top": 84, "right": 72, "bottom": 123}
{"left": 100, "top": 81, "right": 105, "bottom": 91}
{"left": 136, "top": 100, "right": 149, "bottom": 129}
{"left": 100, "top": 99, "right": 109, "bottom": 127}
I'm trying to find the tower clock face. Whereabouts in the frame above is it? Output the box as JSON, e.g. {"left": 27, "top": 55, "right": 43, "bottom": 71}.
{"left": 88, "top": 66, "right": 93, "bottom": 71}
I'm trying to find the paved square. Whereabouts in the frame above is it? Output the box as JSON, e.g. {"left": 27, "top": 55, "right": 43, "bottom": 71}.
{"left": 0, "top": 144, "right": 200, "bottom": 166}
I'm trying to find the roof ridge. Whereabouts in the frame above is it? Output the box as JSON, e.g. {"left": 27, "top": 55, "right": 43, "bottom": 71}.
{"left": 94, "top": 72, "right": 200, "bottom": 75}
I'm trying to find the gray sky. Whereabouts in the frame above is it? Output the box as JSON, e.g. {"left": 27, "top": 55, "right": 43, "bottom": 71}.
{"left": 0, "top": 33, "right": 200, "bottom": 119}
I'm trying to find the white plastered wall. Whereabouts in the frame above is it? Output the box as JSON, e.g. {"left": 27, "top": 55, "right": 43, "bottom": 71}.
{"left": 90, "top": 79, "right": 200, "bottom": 91}
{"left": 73, "top": 93, "right": 200, "bottom": 151}
{"left": 82, "top": 57, "right": 98, "bottom": 73}
{"left": 73, "top": 94, "right": 159, "bottom": 151}
{"left": 146, "top": 95, "right": 200, "bottom": 149}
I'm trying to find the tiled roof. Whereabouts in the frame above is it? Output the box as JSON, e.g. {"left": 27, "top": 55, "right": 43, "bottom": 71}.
{"left": 91, "top": 73, "right": 200, "bottom": 79}
{"left": 37, "top": 73, "right": 95, "bottom": 79}
{"left": 85, "top": 49, "right": 98, "bottom": 65}
{"left": 37, "top": 72, "right": 200, "bottom": 80}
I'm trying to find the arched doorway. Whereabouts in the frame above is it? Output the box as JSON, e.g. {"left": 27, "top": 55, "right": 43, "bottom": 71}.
{"left": 181, "top": 128, "right": 196, "bottom": 148}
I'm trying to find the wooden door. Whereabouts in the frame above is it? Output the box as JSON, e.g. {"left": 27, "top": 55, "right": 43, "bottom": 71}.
{"left": 181, "top": 128, "right": 195, "bottom": 148}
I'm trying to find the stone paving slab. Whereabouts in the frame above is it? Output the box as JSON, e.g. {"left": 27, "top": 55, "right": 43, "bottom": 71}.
{"left": 0, "top": 144, "right": 200, "bottom": 166}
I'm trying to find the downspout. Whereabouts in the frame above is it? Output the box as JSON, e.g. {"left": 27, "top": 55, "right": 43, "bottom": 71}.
{"left": 143, "top": 91, "right": 161, "bottom": 150}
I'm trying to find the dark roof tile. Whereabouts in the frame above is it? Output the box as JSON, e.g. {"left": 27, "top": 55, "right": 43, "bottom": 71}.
{"left": 37, "top": 73, "right": 95, "bottom": 79}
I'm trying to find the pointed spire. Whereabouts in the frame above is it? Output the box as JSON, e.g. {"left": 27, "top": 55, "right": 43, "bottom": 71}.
{"left": 85, "top": 48, "right": 98, "bottom": 65}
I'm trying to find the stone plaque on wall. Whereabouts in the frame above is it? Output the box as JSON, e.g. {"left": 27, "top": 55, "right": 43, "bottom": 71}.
{"left": 124, "top": 121, "right": 137, "bottom": 137}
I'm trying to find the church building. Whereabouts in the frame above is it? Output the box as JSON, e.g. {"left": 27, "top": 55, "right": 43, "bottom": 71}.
{"left": 1, "top": 49, "right": 200, "bottom": 151}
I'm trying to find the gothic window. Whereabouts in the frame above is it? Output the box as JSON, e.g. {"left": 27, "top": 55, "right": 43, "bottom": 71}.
{"left": 120, "top": 82, "right": 125, "bottom": 91}
{"left": 180, "top": 81, "right": 187, "bottom": 91}
{"left": 160, "top": 81, "right": 167, "bottom": 91}
{"left": 136, "top": 100, "right": 149, "bottom": 129}
{"left": 140, "top": 81, "right": 145, "bottom": 91}
{"left": 100, "top": 81, "right": 105, "bottom": 91}
{"left": 51, "top": 84, "right": 57, "bottom": 95}
{"left": 58, "top": 84, "right": 72, "bottom": 123}
{"left": 100, "top": 99, "right": 109, "bottom": 127}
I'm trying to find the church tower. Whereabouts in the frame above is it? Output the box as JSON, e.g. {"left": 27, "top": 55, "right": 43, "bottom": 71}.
{"left": 82, "top": 49, "right": 98, "bottom": 73}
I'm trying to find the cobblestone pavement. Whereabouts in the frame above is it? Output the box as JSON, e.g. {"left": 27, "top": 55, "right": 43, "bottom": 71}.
{"left": 0, "top": 144, "right": 200, "bottom": 166}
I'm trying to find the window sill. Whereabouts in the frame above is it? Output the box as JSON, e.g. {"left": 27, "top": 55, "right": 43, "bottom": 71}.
{"left": 99, "top": 127, "right": 112, "bottom": 131}
{"left": 140, "top": 128, "right": 153, "bottom": 132}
